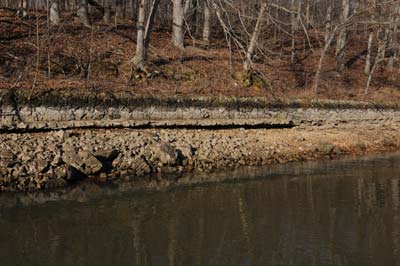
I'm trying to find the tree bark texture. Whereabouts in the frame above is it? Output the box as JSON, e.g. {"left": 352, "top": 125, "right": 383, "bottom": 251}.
{"left": 202, "top": 0, "right": 211, "bottom": 44}
{"left": 244, "top": 1, "right": 267, "bottom": 71}
{"left": 133, "top": 0, "right": 146, "bottom": 68}
{"left": 335, "top": 0, "right": 349, "bottom": 72}
{"left": 172, "top": 0, "right": 184, "bottom": 48}
{"left": 77, "top": 0, "right": 90, "bottom": 27}
{"left": 50, "top": 0, "right": 61, "bottom": 25}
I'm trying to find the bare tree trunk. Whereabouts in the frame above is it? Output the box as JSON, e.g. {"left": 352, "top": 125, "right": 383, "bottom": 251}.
{"left": 103, "top": 0, "right": 111, "bottom": 23}
{"left": 182, "top": 0, "right": 197, "bottom": 34}
{"left": 305, "top": 0, "right": 310, "bottom": 28}
{"left": 190, "top": 0, "right": 198, "bottom": 34}
{"left": 144, "top": 0, "right": 160, "bottom": 48}
{"left": 133, "top": 0, "right": 146, "bottom": 69}
{"left": 364, "top": 31, "right": 373, "bottom": 75}
{"left": 17, "top": 0, "right": 28, "bottom": 17}
{"left": 172, "top": 0, "right": 184, "bottom": 48}
{"left": 77, "top": 0, "right": 90, "bottom": 27}
{"left": 202, "top": 0, "right": 211, "bottom": 45}
{"left": 366, "top": 28, "right": 388, "bottom": 94}
{"left": 128, "top": 0, "right": 135, "bottom": 19}
{"left": 115, "top": 0, "right": 123, "bottom": 20}
{"left": 290, "top": 0, "right": 298, "bottom": 62}
{"left": 314, "top": 26, "right": 338, "bottom": 93}
{"left": 122, "top": 0, "right": 127, "bottom": 18}
{"left": 335, "top": 0, "right": 350, "bottom": 73}
{"left": 63, "top": 0, "right": 69, "bottom": 11}
{"left": 184, "top": 0, "right": 191, "bottom": 15}
{"left": 88, "top": 0, "right": 105, "bottom": 15}
{"left": 244, "top": 1, "right": 267, "bottom": 71}
{"left": 388, "top": 6, "right": 399, "bottom": 71}
{"left": 50, "top": 0, "right": 61, "bottom": 25}
{"left": 324, "top": 4, "right": 332, "bottom": 44}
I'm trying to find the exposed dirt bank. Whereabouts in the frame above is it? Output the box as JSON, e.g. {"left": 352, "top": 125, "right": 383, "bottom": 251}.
{"left": 1, "top": 90, "right": 399, "bottom": 192}
{"left": 1, "top": 122, "right": 399, "bottom": 192}
{"left": 1, "top": 89, "right": 399, "bottom": 132}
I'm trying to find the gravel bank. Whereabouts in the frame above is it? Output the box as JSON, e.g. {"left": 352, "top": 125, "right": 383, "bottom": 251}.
{"left": 0, "top": 123, "right": 399, "bottom": 192}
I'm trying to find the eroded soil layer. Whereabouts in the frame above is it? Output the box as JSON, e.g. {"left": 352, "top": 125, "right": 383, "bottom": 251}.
{"left": 1, "top": 90, "right": 400, "bottom": 132}
{"left": 0, "top": 122, "right": 399, "bottom": 192}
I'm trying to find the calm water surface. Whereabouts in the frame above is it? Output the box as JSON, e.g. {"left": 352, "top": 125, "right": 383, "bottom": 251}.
{"left": 1, "top": 154, "right": 400, "bottom": 266}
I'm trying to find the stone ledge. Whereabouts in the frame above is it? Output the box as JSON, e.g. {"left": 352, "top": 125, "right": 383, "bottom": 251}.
{"left": 1, "top": 89, "right": 399, "bottom": 132}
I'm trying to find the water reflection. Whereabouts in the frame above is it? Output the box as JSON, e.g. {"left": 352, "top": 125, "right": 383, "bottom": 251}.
{"left": 1, "top": 154, "right": 400, "bottom": 266}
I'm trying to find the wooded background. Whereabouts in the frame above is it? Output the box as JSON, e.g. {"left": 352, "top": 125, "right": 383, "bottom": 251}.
{"left": 1, "top": 0, "right": 400, "bottom": 98}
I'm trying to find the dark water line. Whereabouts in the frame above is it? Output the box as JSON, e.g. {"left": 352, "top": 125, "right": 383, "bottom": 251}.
{"left": 0, "top": 122, "right": 295, "bottom": 134}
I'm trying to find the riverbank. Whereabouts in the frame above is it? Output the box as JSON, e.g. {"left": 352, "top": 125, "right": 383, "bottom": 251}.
{"left": 1, "top": 91, "right": 399, "bottom": 192}
{"left": 1, "top": 122, "right": 399, "bottom": 192}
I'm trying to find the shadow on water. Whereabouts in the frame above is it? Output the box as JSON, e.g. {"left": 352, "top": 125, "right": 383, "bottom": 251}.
{"left": 1, "top": 153, "right": 400, "bottom": 266}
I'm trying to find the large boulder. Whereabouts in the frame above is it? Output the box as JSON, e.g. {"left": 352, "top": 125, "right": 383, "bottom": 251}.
{"left": 35, "top": 159, "right": 49, "bottom": 173}
{"left": 132, "top": 156, "right": 151, "bottom": 176}
{"left": 151, "top": 142, "right": 178, "bottom": 166}
{"left": 62, "top": 150, "right": 102, "bottom": 176}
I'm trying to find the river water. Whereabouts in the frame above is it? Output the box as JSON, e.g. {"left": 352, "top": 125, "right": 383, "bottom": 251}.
{"left": 1, "top": 153, "right": 400, "bottom": 266}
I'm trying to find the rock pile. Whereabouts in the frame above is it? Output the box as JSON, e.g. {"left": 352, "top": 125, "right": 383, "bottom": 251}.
{"left": 0, "top": 124, "right": 399, "bottom": 192}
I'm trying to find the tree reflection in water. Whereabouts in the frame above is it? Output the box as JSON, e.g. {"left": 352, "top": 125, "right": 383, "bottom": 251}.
{"left": 1, "top": 154, "right": 400, "bottom": 266}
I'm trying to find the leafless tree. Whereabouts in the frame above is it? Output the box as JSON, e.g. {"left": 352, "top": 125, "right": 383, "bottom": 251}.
{"left": 49, "top": 0, "right": 60, "bottom": 25}
{"left": 132, "top": 0, "right": 146, "bottom": 69}
{"left": 335, "top": 0, "right": 350, "bottom": 73}
{"left": 202, "top": 0, "right": 211, "bottom": 45}
{"left": 17, "top": 0, "right": 28, "bottom": 17}
{"left": 172, "top": 0, "right": 185, "bottom": 48}
{"left": 132, "top": 0, "right": 160, "bottom": 70}
{"left": 3, "top": 0, "right": 400, "bottom": 95}
{"left": 103, "top": 0, "right": 112, "bottom": 23}
{"left": 244, "top": 1, "right": 268, "bottom": 71}
{"left": 77, "top": 0, "right": 90, "bottom": 27}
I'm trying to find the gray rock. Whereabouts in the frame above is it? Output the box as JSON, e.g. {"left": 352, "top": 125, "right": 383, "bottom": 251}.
{"left": 62, "top": 150, "right": 103, "bottom": 175}
{"left": 51, "top": 154, "right": 62, "bottom": 167}
{"left": 12, "top": 167, "right": 22, "bottom": 179}
{"left": 112, "top": 154, "right": 124, "bottom": 169}
{"left": 132, "top": 156, "right": 151, "bottom": 176}
{"left": 383, "top": 137, "right": 395, "bottom": 147}
{"left": 62, "top": 143, "right": 75, "bottom": 152}
{"left": 318, "top": 142, "right": 336, "bottom": 155}
{"left": 0, "top": 149, "right": 15, "bottom": 160}
{"left": 35, "top": 159, "right": 49, "bottom": 173}
{"left": 152, "top": 142, "right": 178, "bottom": 166}
{"left": 54, "top": 165, "right": 67, "bottom": 179}
{"left": 0, "top": 166, "right": 7, "bottom": 176}
{"left": 20, "top": 152, "right": 32, "bottom": 162}
{"left": 176, "top": 144, "right": 193, "bottom": 159}
{"left": 355, "top": 141, "right": 367, "bottom": 151}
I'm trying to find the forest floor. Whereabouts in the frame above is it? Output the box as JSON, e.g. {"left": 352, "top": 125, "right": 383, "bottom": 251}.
{"left": 1, "top": 8, "right": 400, "bottom": 103}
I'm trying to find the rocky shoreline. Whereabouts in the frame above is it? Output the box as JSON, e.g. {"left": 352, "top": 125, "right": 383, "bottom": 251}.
{"left": 1, "top": 91, "right": 399, "bottom": 192}
{"left": 1, "top": 122, "right": 399, "bottom": 192}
